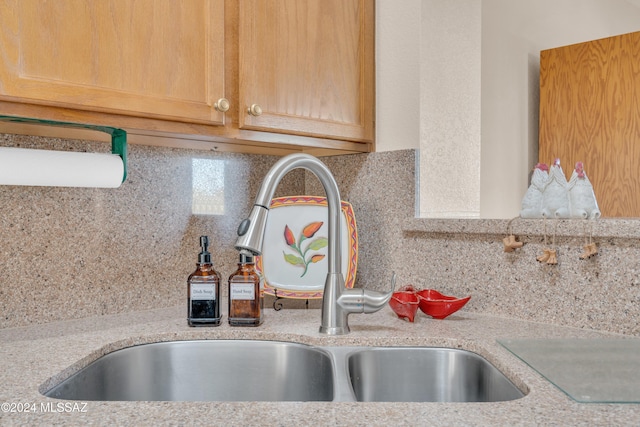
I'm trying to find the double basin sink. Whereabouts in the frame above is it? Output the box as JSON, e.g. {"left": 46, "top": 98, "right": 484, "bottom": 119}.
{"left": 44, "top": 340, "right": 525, "bottom": 402}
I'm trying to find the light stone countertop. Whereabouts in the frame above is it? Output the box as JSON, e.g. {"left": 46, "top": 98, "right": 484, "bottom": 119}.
{"left": 1, "top": 305, "right": 640, "bottom": 427}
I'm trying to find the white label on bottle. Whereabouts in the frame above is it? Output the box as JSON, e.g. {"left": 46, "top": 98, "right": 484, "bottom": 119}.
{"left": 190, "top": 283, "right": 216, "bottom": 300}
{"left": 230, "top": 281, "right": 255, "bottom": 300}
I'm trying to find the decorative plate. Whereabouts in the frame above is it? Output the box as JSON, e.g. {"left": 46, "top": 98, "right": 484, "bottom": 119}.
{"left": 256, "top": 196, "right": 358, "bottom": 299}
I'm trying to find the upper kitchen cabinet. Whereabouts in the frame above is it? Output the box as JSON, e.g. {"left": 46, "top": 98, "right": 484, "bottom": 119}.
{"left": 0, "top": 0, "right": 226, "bottom": 125}
{"left": 238, "top": 0, "right": 374, "bottom": 144}
{"left": 0, "top": 0, "right": 374, "bottom": 155}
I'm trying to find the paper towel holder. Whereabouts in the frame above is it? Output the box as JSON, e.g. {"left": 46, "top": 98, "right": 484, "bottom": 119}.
{"left": 0, "top": 115, "right": 127, "bottom": 186}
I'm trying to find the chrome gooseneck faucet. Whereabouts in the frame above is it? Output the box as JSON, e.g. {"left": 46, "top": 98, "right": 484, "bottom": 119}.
{"left": 235, "top": 153, "right": 394, "bottom": 335}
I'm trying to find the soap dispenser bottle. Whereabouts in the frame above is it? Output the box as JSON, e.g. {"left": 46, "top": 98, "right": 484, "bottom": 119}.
{"left": 228, "top": 250, "right": 263, "bottom": 326}
{"left": 187, "top": 236, "right": 221, "bottom": 326}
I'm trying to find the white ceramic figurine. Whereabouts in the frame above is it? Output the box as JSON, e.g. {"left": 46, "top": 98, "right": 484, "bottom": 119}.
{"left": 541, "top": 158, "right": 570, "bottom": 219}
{"left": 568, "top": 161, "right": 601, "bottom": 219}
{"left": 520, "top": 163, "right": 549, "bottom": 218}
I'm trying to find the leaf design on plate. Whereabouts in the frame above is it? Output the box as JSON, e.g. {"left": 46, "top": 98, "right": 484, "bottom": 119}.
{"left": 282, "top": 221, "right": 328, "bottom": 277}
{"left": 306, "top": 237, "right": 328, "bottom": 252}
{"left": 283, "top": 252, "right": 304, "bottom": 266}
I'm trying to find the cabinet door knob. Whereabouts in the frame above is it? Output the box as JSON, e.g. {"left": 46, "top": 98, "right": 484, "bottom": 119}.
{"left": 214, "top": 98, "right": 230, "bottom": 112}
{"left": 247, "top": 104, "right": 263, "bottom": 117}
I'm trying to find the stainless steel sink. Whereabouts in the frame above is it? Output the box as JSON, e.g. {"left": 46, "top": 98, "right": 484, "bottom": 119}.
{"left": 43, "top": 341, "right": 525, "bottom": 402}
{"left": 44, "top": 340, "right": 334, "bottom": 402}
{"left": 347, "top": 347, "right": 524, "bottom": 402}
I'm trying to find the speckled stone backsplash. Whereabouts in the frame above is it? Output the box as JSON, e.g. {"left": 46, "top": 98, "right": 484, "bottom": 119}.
{"left": 2, "top": 134, "right": 640, "bottom": 336}
{"left": 0, "top": 133, "right": 304, "bottom": 328}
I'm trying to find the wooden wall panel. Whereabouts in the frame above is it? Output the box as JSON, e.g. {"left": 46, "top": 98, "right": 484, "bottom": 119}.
{"left": 539, "top": 31, "right": 640, "bottom": 217}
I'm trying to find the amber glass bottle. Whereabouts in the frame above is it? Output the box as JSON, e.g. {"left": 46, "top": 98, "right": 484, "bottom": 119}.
{"left": 228, "top": 251, "right": 263, "bottom": 326}
{"left": 187, "top": 236, "right": 221, "bottom": 326}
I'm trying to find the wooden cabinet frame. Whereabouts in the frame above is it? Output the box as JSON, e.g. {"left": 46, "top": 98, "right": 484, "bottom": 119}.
{"left": 0, "top": 0, "right": 374, "bottom": 155}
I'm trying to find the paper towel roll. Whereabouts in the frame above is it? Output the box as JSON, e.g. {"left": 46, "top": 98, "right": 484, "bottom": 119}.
{"left": 0, "top": 147, "right": 125, "bottom": 188}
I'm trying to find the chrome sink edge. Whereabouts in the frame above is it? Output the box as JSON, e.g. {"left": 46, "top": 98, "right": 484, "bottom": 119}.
{"left": 324, "top": 346, "right": 361, "bottom": 402}
{"left": 41, "top": 340, "right": 528, "bottom": 403}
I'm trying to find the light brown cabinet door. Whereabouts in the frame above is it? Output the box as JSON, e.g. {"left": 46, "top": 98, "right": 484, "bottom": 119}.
{"left": 0, "top": 0, "right": 226, "bottom": 125}
{"left": 539, "top": 31, "right": 640, "bottom": 217}
{"left": 238, "top": 0, "right": 374, "bottom": 143}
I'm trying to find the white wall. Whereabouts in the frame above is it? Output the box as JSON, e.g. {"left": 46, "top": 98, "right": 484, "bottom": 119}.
{"left": 376, "top": 0, "right": 640, "bottom": 218}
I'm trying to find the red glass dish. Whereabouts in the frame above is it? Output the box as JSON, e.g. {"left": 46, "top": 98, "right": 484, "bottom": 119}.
{"left": 388, "top": 291, "right": 420, "bottom": 322}
{"left": 416, "top": 289, "right": 471, "bottom": 319}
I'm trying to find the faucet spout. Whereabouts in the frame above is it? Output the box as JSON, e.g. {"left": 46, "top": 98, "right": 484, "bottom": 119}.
{"left": 235, "top": 154, "right": 342, "bottom": 274}
{"left": 234, "top": 153, "right": 390, "bottom": 335}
